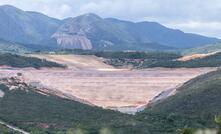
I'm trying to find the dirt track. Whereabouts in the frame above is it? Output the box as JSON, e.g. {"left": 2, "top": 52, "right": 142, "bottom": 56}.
{"left": 0, "top": 54, "right": 216, "bottom": 114}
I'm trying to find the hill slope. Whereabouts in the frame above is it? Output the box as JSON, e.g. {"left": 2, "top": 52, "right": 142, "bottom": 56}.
{"left": 182, "top": 43, "right": 221, "bottom": 55}
{"left": 0, "top": 39, "right": 30, "bottom": 54}
{"left": 0, "top": 53, "right": 65, "bottom": 68}
{"left": 137, "top": 69, "right": 221, "bottom": 133}
{"left": 0, "top": 5, "right": 61, "bottom": 47}
{"left": 0, "top": 82, "right": 151, "bottom": 134}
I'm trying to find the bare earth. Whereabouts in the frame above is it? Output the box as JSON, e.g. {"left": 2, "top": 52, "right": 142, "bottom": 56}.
{"left": 178, "top": 52, "right": 218, "bottom": 61}
{"left": 31, "top": 54, "right": 118, "bottom": 71}
{"left": 0, "top": 54, "right": 217, "bottom": 114}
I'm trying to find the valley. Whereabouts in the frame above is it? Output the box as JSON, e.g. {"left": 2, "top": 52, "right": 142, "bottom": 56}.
{"left": 0, "top": 53, "right": 220, "bottom": 134}
{"left": 0, "top": 3, "right": 221, "bottom": 134}
{"left": 0, "top": 54, "right": 216, "bottom": 114}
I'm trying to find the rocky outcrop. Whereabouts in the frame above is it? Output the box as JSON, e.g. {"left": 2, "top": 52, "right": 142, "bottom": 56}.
{"left": 0, "top": 77, "right": 28, "bottom": 91}
{"left": 52, "top": 33, "right": 92, "bottom": 50}
{"left": 51, "top": 14, "right": 98, "bottom": 50}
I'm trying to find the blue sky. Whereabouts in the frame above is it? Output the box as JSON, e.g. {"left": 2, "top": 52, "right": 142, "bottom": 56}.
{"left": 0, "top": 0, "right": 221, "bottom": 38}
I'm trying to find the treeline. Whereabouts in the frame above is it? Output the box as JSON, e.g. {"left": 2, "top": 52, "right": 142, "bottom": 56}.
{"left": 94, "top": 51, "right": 181, "bottom": 60}
{"left": 143, "top": 52, "right": 221, "bottom": 68}
{"left": 0, "top": 53, "right": 65, "bottom": 69}
{"left": 105, "top": 52, "right": 221, "bottom": 68}
{"left": 43, "top": 49, "right": 181, "bottom": 60}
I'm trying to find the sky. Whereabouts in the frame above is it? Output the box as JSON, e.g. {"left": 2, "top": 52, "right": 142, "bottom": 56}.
{"left": 0, "top": 0, "right": 220, "bottom": 38}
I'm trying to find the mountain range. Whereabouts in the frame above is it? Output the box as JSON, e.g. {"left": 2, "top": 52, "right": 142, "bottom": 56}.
{"left": 0, "top": 5, "right": 220, "bottom": 51}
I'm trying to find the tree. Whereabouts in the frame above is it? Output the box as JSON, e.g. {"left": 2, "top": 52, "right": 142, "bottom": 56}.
{"left": 215, "top": 114, "right": 221, "bottom": 134}
{"left": 177, "top": 128, "right": 194, "bottom": 134}
{"left": 66, "top": 128, "right": 84, "bottom": 134}
{"left": 99, "top": 128, "right": 113, "bottom": 134}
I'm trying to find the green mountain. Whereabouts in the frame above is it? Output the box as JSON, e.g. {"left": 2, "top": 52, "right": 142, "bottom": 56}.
{"left": 0, "top": 5, "right": 219, "bottom": 51}
{"left": 0, "top": 5, "right": 61, "bottom": 47}
{"left": 53, "top": 13, "right": 220, "bottom": 50}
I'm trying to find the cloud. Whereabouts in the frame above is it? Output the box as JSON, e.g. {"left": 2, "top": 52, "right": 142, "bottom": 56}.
{"left": 0, "top": 0, "right": 220, "bottom": 38}
{"left": 166, "top": 21, "right": 221, "bottom": 38}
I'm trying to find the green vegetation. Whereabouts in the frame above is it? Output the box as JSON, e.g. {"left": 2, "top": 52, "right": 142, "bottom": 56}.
{"left": 93, "top": 51, "right": 180, "bottom": 59}
{"left": 0, "top": 53, "right": 65, "bottom": 69}
{"left": 0, "top": 123, "right": 21, "bottom": 134}
{"left": 0, "top": 84, "right": 151, "bottom": 134}
{"left": 43, "top": 49, "right": 180, "bottom": 59}
{"left": 215, "top": 114, "right": 221, "bottom": 134}
{"left": 0, "top": 51, "right": 221, "bottom": 133}
{"left": 137, "top": 69, "right": 221, "bottom": 133}
{"left": 182, "top": 43, "right": 221, "bottom": 55}
{"left": 1, "top": 69, "right": 221, "bottom": 133}
{"left": 104, "top": 52, "right": 221, "bottom": 68}
{"left": 54, "top": 49, "right": 221, "bottom": 68}
{"left": 0, "top": 39, "right": 30, "bottom": 54}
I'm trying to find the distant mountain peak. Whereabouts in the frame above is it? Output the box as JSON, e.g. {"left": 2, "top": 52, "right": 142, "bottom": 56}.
{"left": 84, "top": 13, "right": 101, "bottom": 18}
{"left": 0, "top": 5, "right": 220, "bottom": 51}
{"left": 75, "top": 13, "right": 102, "bottom": 21}
{"left": 0, "top": 4, "right": 16, "bottom": 8}
{"left": 0, "top": 4, "right": 22, "bottom": 11}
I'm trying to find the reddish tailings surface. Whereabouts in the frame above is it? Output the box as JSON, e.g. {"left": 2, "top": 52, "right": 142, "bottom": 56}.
{"left": 0, "top": 55, "right": 216, "bottom": 114}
